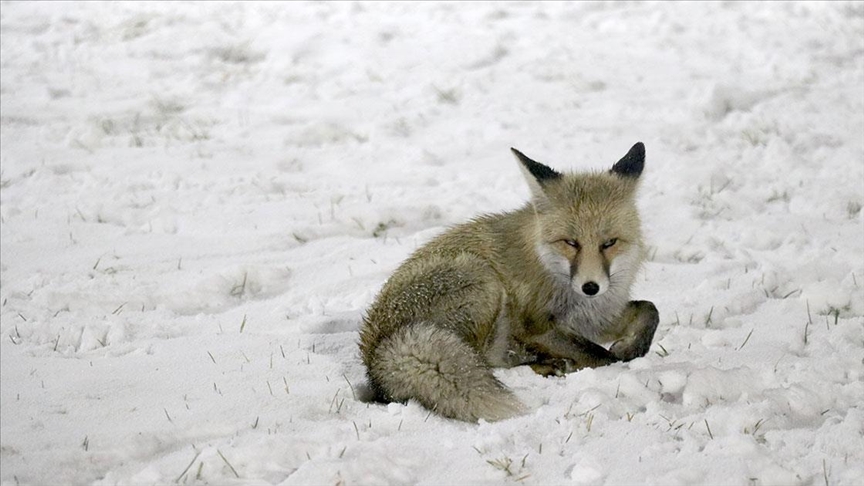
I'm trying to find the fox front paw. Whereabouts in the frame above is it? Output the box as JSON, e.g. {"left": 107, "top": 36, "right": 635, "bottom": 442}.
{"left": 530, "top": 358, "right": 577, "bottom": 377}
{"left": 609, "top": 300, "right": 659, "bottom": 361}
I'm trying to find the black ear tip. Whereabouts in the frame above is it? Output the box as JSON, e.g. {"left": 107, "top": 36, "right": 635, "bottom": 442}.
{"left": 511, "top": 147, "right": 561, "bottom": 182}
{"left": 630, "top": 142, "right": 645, "bottom": 158}
{"left": 510, "top": 147, "right": 531, "bottom": 165}
{"left": 611, "top": 141, "right": 646, "bottom": 178}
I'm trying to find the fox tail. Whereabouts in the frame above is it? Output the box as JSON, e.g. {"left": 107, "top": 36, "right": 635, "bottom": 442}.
{"left": 365, "top": 323, "right": 524, "bottom": 422}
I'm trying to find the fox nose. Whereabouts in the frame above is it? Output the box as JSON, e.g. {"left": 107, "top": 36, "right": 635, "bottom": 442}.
{"left": 582, "top": 282, "right": 600, "bottom": 296}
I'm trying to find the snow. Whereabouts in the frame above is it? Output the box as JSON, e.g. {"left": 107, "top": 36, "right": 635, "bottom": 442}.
{"left": 1, "top": 1, "right": 863, "bottom": 485}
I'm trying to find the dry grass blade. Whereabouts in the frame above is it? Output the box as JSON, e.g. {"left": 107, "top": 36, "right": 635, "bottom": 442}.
{"left": 737, "top": 329, "right": 754, "bottom": 351}
{"left": 175, "top": 450, "right": 201, "bottom": 483}
{"left": 342, "top": 374, "right": 357, "bottom": 400}
{"left": 217, "top": 449, "right": 240, "bottom": 478}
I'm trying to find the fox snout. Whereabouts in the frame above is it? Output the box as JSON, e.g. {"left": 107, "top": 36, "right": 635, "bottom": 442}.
{"left": 571, "top": 257, "right": 610, "bottom": 298}
{"left": 535, "top": 241, "right": 616, "bottom": 298}
{"left": 570, "top": 245, "right": 610, "bottom": 298}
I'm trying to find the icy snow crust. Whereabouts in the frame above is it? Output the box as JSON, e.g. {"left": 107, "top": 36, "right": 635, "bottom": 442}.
{"left": 1, "top": 2, "right": 863, "bottom": 485}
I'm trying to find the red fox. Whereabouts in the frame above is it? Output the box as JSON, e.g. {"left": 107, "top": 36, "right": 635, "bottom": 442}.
{"left": 359, "top": 143, "right": 659, "bottom": 422}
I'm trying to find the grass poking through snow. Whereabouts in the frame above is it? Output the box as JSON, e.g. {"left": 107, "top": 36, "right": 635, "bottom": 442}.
{"left": 216, "top": 449, "right": 240, "bottom": 478}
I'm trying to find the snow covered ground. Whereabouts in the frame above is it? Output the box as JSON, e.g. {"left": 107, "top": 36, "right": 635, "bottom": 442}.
{"left": 1, "top": 1, "right": 863, "bottom": 484}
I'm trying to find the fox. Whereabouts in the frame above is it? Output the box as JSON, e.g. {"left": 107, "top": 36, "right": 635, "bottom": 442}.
{"left": 358, "top": 142, "right": 659, "bottom": 422}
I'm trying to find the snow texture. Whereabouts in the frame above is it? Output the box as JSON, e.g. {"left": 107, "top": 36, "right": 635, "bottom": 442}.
{"left": 1, "top": 2, "right": 863, "bottom": 485}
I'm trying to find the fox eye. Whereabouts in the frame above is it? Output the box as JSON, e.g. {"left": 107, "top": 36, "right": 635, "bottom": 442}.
{"left": 563, "top": 239, "right": 580, "bottom": 249}
{"left": 601, "top": 238, "right": 618, "bottom": 250}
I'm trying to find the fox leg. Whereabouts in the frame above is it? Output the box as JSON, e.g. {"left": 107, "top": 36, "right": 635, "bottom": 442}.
{"left": 521, "top": 301, "right": 659, "bottom": 376}
{"left": 608, "top": 300, "right": 659, "bottom": 362}
{"left": 522, "top": 330, "right": 618, "bottom": 377}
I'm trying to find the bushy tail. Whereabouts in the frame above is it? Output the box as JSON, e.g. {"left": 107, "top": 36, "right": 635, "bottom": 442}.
{"left": 366, "top": 324, "right": 525, "bottom": 422}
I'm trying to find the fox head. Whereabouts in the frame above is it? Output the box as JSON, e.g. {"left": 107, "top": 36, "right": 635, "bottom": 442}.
{"left": 511, "top": 143, "right": 646, "bottom": 298}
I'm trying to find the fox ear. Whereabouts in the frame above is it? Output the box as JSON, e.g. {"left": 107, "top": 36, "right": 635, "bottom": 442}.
{"left": 610, "top": 142, "right": 645, "bottom": 178}
{"left": 511, "top": 148, "right": 561, "bottom": 202}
